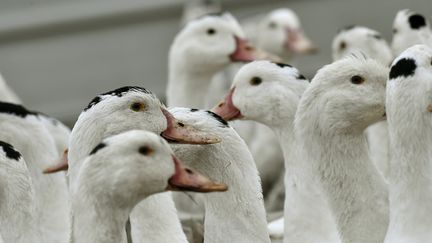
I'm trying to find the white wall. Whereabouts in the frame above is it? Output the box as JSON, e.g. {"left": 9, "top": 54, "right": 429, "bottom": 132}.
{"left": 0, "top": 0, "right": 430, "bottom": 125}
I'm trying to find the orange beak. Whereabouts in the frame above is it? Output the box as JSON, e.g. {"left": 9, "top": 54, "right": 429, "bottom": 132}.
{"left": 211, "top": 87, "right": 243, "bottom": 121}
{"left": 284, "top": 28, "right": 317, "bottom": 54}
{"left": 230, "top": 36, "right": 282, "bottom": 62}
{"left": 167, "top": 155, "right": 227, "bottom": 193}
{"left": 160, "top": 108, "right": 221, "bottom": 144}
{"left": 43, "top": 149, "right": 69, "bottom": 174}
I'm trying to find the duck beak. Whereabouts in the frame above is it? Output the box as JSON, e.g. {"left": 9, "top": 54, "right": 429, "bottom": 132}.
{"left": 160, "top": 108, "right": 221, "bottom": 144}
{"left": 230, "top": 36, "right": 282, "bottom": 62}
{"left": 211, "top": 87, "right": 243, "bottom": 121}
{"left": 43, "top": 149, "right": 69, "bottom": 174}
{"left": 166, "top": 155, "right": 228, "bottom": 193}
{"left": 284, "top": 29, "right": 317, "bottom": 54}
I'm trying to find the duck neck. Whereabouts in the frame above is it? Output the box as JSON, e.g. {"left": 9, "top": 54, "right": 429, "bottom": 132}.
{"left": 179, "top": 133, "right": 270, "bottom": 243}
{"left": 167, "top": 61, "right": 219, "bottom": 108}
{"left": 0, "top": 170, "right": 39, "bottom": 242}
{"left": 72, "top": 189, "right": 130, "bottom": 243}
{"left": 385, "top": 125, "right": 432, "bottom": 242}
{"left": 302, "top": 128, "right": 388, "bottom": 243}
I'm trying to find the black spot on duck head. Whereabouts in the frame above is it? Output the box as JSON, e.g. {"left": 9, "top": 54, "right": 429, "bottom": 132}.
{"left": 0, "top": 102, "right": 38, "bottom": 118}
{"left": 0, "top": 141, "right": 22, "bottom": 161}
{"left": 408, "top": 14, "right": 427, "bottom": 29}
{"left": 206, "top": 110, "right": 229, "bottom": 127}
{"left": 89, "top": 142, "right": 107, "bottom": 155}
{"left": 84, "top": 86, "right": 155, "bottom": 111}
{"left": 389, "top": 58, "right": 417, "bottom": 80}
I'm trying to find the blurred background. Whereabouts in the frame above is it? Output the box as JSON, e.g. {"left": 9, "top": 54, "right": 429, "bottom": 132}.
{"left": 0, "top": 0, "right": 430, "bottom": 125}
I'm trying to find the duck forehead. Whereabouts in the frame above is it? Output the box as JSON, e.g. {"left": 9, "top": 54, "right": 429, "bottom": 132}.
{"left": 105, "top": 130, "right": 171, "bottom": 154}
{"left": 188, "top": 14, "right": 244, "bottom": 38}
{"left": 169, "top": 107, "right": 228, "bottom": 129}
{"left": 268, "top": 9, "right": 300, "bottom": 28}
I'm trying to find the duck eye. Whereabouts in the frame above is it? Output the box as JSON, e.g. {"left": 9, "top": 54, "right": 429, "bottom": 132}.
{"left": 339, "top": 41, "right": 347, "bottom": 50}
{"left": 393, "top": 28, "right": 398, "bottom": 34}
{"left": 350, "top": 75, "right": 365, "bottom": 85}
{"left": 268, "top": 22, "right": 277, "bottom": 29}
{"left": 207, "top": 28, "right": 216, "bottom": 35}
{"left": 250, "top": 77, "right": 262, "bottom": 86}
{"left": 139, "top": 146, "right": 154, "bottom": 156}
{"left": 130, "top": 102, "right": 145, "bottom": 112}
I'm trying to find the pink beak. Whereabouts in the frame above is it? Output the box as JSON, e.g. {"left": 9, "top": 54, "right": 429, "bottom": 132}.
{"left": 167, "top": 155, "right": 227, "bottom": 193}
{"left": 230, "top": 36, "right": 282, "bottom": 62}
{"left": 160, "top": 108, "right": 221, "bottom": 144}
{"left": 43, "top": 149, "right": 69, "bottom": 174}
{"left": 211, "top": 87, "right": 243, "bottom": 121}
{"left": 284, "top": 28, "right": 317, "bottom": 54}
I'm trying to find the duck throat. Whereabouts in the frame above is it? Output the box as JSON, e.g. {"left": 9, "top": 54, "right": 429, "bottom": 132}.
{"left": 71, "top": 191, "right": 130, "bottom": 243}
{"left": 167, "top": 63, "right": 220, "bottom": 108}
{"left": 300, "top": 129, "right": 388, "bottom": 243}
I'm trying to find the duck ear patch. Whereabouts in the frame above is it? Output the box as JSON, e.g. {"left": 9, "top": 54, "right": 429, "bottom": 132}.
{"left": 408, "top": 14, "right": 427, "bottom": 29}
{"left": 389, "top": 58, "right": 417, "bottom": 80}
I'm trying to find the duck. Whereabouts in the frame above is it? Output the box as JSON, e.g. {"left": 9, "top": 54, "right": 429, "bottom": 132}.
{"left": 293, "top": 56, "right": 388, "bottom": 242}
{"left": 248, "top": 8, "right": 317, "bottom": 59}
{"left": 67, "top": 86, "right": 220, "bottom": 243}
{"left": 332, "top": 25, "right": 393, "bottom": 182}
{"left": 167, "top": 12, "right": 276, "bottom": 108}
{"left": 332, "top": 25, "right": 393, "bottom": 65}
{"left": 0, "top": 102, "right": 70, "bottom": 243}
{"left": 384, "top": 44, "right": 432, "bottom": 243}
{"left": 391, "top": 9, "right": 432, "bottom": 56}
{"left": 0, "top": 141, "right": 40, "bottom": 243}
{"left": 212, "top": 60, "right": 340, "bottom": 243}
{"left": 168, "top": 107, "right": 270, "bottom": 243}
{"left": 71, "top": 130, "right": 226, "bottom": 243}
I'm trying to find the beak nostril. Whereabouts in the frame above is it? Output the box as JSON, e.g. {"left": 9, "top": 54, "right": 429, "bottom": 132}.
{"left": 185, "top": 168, "right": 193, "bottom": 174}
{"left": 245, "top": 46, "right": 254, "bottom": 51}
{"left": 218, "top": 102, "right": 224, "bottom": 107}
{"left": 177, "top": 122, "right": 185, "bottom": 127}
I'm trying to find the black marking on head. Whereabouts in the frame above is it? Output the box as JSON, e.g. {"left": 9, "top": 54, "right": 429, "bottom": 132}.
{"left": 0, "top": 102, "right": 38, "bottom": 118}
{"left": 83, "top": 86, "right": 154, "bottom": 111}
{"left": 338, "top": 25, "right": 357, "bottom": 33}
{"left": 408, "top": 14, "right": 427, "bottom": 29}
{"left": 191, "top": 108, "right": 199, "bottom": 112}
{"left": 89, "top": 142, "right": 107, "bottom": 155}
{"left": 206, "top": 110, "right": 229, "bottom": 127}
{"left": 0, "top": 141, "right": 21, "bottom": 161}
{"left": 297, "top": 74, "right": 307, "bottom": 80}
{"left": 389, "top": 58, "right": 417, "bottom": 80}
{"left": 274, "top": 62, "right": 293, "bottom": 68}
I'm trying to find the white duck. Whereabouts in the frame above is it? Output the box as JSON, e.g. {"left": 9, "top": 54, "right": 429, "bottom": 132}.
{"left": 0, "top": 141, "right": 40, "bottom": 243}
{"left": 294, "top": 56, "right": 388, "bottom": 242}
{"left": 0, "top": 102, "right": 70, "bottom": 243}
{"left": 384, "top": 44, "right": 432, "bottom": 243}
{"left": 67, "top": 86, "right": 220, "bottom": 243}
{"left": 169, "top": 107, "right": 270, "bottom": 243}
{"left": 167, "top": 12, "right": 275, "bottom": 108}
{"left": 391, "top": 9, "right": 432, "bottom": 56}
{"left": 248, "top": 8, "right": 317, "bottom": 59}
{"left": 212, "top": 60, "right": 340, "bottom": 243}
{"left": 332, "top": 25, "right": 393, "bottom": 181}
{"left": 71, "top": 130, "right": 225, "bottom": 243}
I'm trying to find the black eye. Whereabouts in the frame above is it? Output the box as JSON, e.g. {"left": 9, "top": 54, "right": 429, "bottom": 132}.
{"left": 393, "top": 28, "right": 398, "bottom": 34}
{"left": 339, "top": 41, "right": 347, "bottom": 50}
{"left": 207, "top": 28, "right": 216, "bottom": 35}
{"left": 139, "top": 146, "right": 154, "bottom": 156}
{"left": 268, "top": 22, "right": 277, "bottom": 29}
{"left": 350, "top": 75, "right": 365, "bottom": 85}
{"left": 130, "top": 102, "right": 145, "bottom": 112}
{"left": 250, "top": 77, "right": 262, "bottom": 86}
